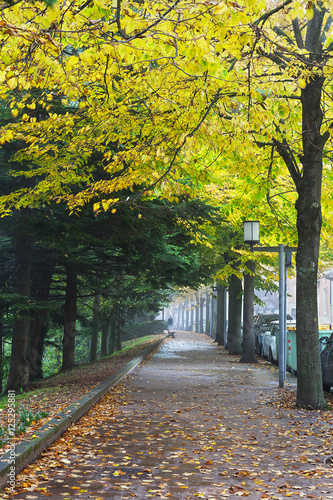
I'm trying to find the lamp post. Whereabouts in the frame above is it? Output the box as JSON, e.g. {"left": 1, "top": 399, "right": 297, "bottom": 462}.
{"left": 243, "top": 220, "right": 260, "bottom": 249}
{"left": 243, "top": 221, "right": 297, "bottom": 388}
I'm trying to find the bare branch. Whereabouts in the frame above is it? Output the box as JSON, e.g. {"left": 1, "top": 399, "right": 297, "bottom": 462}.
{"left": 273, "top": 137, "right": 302, "bottom": 188}
{"left": 116, "top": 0, "right": 181, "bottom": 41}
{"left": 292, "top": 19, "right": 304, "bottom": 49}
{"left": 254, "top": 0, "right": 293, "bottom": 27}
{"left": 305, "top": 3, "right": 326, "bottom": 56}
{"left": 74, "top": 0, "right": 94, "bottom": 15}
{"left": 273, "top": 26, "right": 295, "bottom": 46}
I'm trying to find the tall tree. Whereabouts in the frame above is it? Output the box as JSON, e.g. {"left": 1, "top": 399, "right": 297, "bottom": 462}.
{"left": 29, "top": 253, "right": 55, "bottom": 381}
{"left": 6, "top": 230, "right": 33, "bottom": 391}
{"left": 61, "top": 265, "right": 77, "bottom": 371}
{"left": 227, "top": 273, "right": 243, "bottom": 356}
{"left": 241, "top": 261, "right": 257, "bottom": 364}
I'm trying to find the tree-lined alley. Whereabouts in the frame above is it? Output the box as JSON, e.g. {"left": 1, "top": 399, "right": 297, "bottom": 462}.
{"left": 0, "top": 1, "right": 333, "bottom": 407}
{"left": 2, "top": 333, "right": 333, "bottom": 499}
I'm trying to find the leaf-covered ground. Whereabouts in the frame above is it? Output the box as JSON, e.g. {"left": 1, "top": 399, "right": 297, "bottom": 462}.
{"left": 2, "top": 332, "right": 333, "bottom": 499}
{"left": 0, "top": 335, "right": 163, "bottom": 460}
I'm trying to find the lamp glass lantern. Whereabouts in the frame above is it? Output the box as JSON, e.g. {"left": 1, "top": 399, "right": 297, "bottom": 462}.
{"left": 243, "top": 220, "right": 260, "bottom": 245}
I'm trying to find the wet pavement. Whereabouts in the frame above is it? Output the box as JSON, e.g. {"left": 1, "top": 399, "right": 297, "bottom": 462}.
{"left": 5, "top": 331, "right": 333, "bottom": 499}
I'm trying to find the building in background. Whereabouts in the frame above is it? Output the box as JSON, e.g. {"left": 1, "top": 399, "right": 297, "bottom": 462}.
{"left": 318, "top": 271, "right": 333, "bottom": 327}
{"left": 254, "top": 277, "right": 296, "bottom": 320}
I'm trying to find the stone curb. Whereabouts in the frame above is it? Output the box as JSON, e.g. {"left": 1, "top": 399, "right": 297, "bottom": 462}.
{"left": 0, "top": 337, "right": 164, "bottom": 491}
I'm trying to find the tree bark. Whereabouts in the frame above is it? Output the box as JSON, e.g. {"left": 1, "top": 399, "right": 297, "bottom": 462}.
{"left": 61, "top": 266, "right": 77, "bottom": 371}
{"left": 227, "top": 274, "right": 242, "bottom": 355}
{"left": 29, "top": 258, "right": 54, "bottom": 381}
{"left": 107, "top": 309, "right": 116, "bottom": 355}
{"left": 205, "top": 291, "right": 210, "bottom": 336}
{"left": 115, "top": 308, "right": 122, "bottom": 352}
{"left": 101, "top": 308, "right": 115, "bottom": 357}
{"left": 195, "top": 293, "right": 199, "bottom": 333}
{"left": 215, "top": 285, "right": 226, "bottom": 345}
{"left": 107, "top": 325, "right": 116, "bottom": 355}
{"left": 240, "top": 260, "right": 257, "bottom": 363}
{"left": 90, "top": 294, "right": 100, "bottom": 362}
{"left": 199, "top": 293, "right": 204, "bottom": 333}
{"left": 295, "top": 75, "right": 327, "bottom": 409}
{"left": 6, "top": 233, "right": 33, "bottom": 392}
{"left": 210, "top": 293, "right": 217, "bottom": 339}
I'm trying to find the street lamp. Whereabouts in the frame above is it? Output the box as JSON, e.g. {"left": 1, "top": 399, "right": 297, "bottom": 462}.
{"left": 243, "top": 221, "right": 260, "bottom": 247}
{"left": 243, "top": 220, "right": 297, "bottom": 388}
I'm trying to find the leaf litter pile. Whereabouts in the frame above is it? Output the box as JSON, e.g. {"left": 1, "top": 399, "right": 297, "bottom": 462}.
{"left": 2, "top": 332, "right": 333, "bottom": 500}
{"left": 0, "top": 335, "right": 163, "bottom": 460}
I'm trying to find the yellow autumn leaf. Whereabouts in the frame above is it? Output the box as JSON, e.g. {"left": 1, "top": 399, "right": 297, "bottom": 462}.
{"left": 7, "top": 77, "right": 17, "bottom": 90}
{"left": 101, "top": 200, "right": 110, "bottom": 211}
{"left": 5, "top": 130, "right": 14, "bottom": 141}
{"left": 306, "top": 6, "right": 314, "bottom": 20}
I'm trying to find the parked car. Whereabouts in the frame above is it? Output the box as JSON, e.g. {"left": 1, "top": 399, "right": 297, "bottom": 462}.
{"left": 254, "top": 313, "right": 292, "bottom": 355}
{"left": 320, "top": 332, "right": 333, "bottom": 392}
{"left": 262, "top": 320, "right": 296, "bottom": 363}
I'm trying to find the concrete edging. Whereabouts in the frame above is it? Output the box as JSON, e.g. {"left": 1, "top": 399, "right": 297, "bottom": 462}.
{"left": 0, "top": 337, "right": 164, "bottom": 490}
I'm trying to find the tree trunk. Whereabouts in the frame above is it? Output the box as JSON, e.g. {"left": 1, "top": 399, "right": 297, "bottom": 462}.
{"left": 107, "top": 326, "right": 116, "bottom": 355}
{"left": 101, "top": 321, "right": 108, "bottom": 358}
{"left": 115, "top": 309, "right": 122, "bottom": 352}
{"left": 240, "top": 260, "right": 257, "bottom": 363}
{"left": 205, "top": 291, "right": 210, "bottom": 336}
{"left": 101, "top": 309, "right": 115, "bottom": 357}
{"left": 6, "top": 234, "right": 33, "bottom": 392}
{"left": 29, "top": 258, "right": 54, "bottom": 381}
{"left": 61, "top": 266, "right": 77, "bottom": 371}
{"left": 227, "top": 274, "right": 242, "bottom": 355}
{"left": 199, "top": 293, "right": 204, "bottom": 333}
{"left": 107, "top": 309, "right": 116, "bottom": 355}
{"left": 210, "top": 293, "right": 217, "bottom": 339}
{"left": 185, "top": 299, "right": 189, "bottom": 331}
{"left": 215, "top": 285, "right": 226, "bottom": 345}
{"left": 295, "top": 75, "right": 326, "bottom": 409}
{"left": 195, "top": 293, "right": 199, "bottom": 333}
{"left": 90, "top": 294, "right": 100, "bottom": 362}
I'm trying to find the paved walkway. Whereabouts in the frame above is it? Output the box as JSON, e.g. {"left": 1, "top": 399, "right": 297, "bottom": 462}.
{"left": 6, "top": 332, "right": 333, "bottom": 499}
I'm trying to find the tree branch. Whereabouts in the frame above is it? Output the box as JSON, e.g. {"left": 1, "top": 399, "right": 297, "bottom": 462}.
{"left": 116, "top": 0, "right": 181, "bottom": 41}
{"left": 254, "top": 0, "right": 293, "bottom": 27}
{"left": 130, "top": 89, "right": 223, "bottom": 203}
{"left": 305, "top": 3, "right": 326, "bottom": 56}
{"left": 292, "top": 19, "right": 304, "bottom": 49}
{"left": 273, "top": 138, "right": 302, "bottom": 188}
{"left": 74, "top": 0, "right": 94, "bottom": 15}
{"left": 273, "top": 26, "right": 294, "bottom": 46}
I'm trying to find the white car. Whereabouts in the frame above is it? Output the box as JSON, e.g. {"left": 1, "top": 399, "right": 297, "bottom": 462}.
{"left": 262, "top": 320, "right": 296, "bottom": 363}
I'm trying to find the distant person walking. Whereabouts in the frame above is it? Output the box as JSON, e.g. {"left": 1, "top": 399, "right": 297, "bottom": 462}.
{"left": 167, "top": 316, "right": 173, "bottom": 329}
